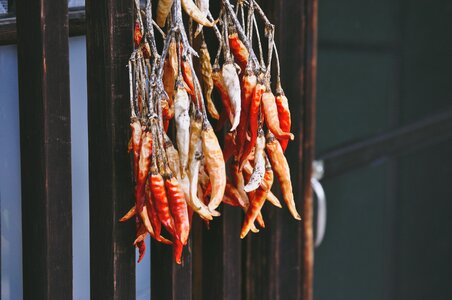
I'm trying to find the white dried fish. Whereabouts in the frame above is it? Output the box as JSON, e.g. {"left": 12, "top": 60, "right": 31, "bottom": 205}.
{"left": 187, "top": 115, "right": 214, "bottom": 220}
{"left": 222, "top": 62, "right": 241, "bottom": 131}
{"left": 194, "top": 0, "right": 209, "bottom": 37}
{"left": 174, "top": 84, "right": 190, "bottom": 177}
{"left": 244, "top": 130, "right": 265, "bottom": 192}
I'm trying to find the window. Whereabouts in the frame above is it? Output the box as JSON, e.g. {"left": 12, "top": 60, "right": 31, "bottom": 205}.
{"left": 315, "top": 1, "right": 452, "bottom": 299}
{"left": 0, "top": 1, "right": 7, "bottom": 14}
{"left": 68, "top": 0, "right": 85, "bottom": 8}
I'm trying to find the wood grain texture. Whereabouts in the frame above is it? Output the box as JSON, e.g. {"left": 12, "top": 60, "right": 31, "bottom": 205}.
{"left": 85, "top": 0, "right": 135, "bottom": 298}
{"left": 151, "top": 232, "right": 193, "bottom": 300}
{"left": 201, "top": 216, "right": 224, "bottom": 300}
{"left": 194, "top": 205, "right": 242, "bottom": 300}
{"left": 192, "top": 217, "right": 204, "bottom": 300}
{"left": 222, "top": 205, "right": 242, "bottom": 300}
{"left": 16, "top": 0, "right": 73, "bottom": 298}
{"left": 151, "top": 239, "right": 173, "bottom": 299}
{"left": 243, "top": 0, "right": 317, "bottom": 299}
{"left": 301, "top": 0, "right": 317, "bottom": 299}
{"left": 173, "top": 238, "right": 193, "bottom": 300}
{"left": 0, "top": 9, "right": 87, "bottom": 46}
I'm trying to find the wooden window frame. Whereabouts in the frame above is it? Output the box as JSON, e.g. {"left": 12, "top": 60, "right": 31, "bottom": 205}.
{"left": 0, "top": 8, "right": 85, "bottom": 46}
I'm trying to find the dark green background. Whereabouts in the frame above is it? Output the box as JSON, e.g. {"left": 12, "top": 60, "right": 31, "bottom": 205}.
{"left": 314, "top": 0, "right": 452, "bottom": 299}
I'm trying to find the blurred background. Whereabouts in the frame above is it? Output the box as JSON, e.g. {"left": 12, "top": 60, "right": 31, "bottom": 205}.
{"left": 1, "top": 0, "right": 452, "bottom": 299}
{"left": 314, "top": 1, "right": 452, "bottom": 300}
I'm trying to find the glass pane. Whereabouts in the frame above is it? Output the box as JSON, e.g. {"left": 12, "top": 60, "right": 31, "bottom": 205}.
{"left": 316, "top": 0, "right": 452, "bottom": 154}
{"left": 318, "top": 0, "right": 398, "bottom": 44}
{"left": 136, "top": 247, "right": 151, "bottom": 300}
{"left": 0, "top": 45, "right": 23, "bottom": 300}
{"left": 314, "top": 141, "right": 452, "bottom": 300}
{"left": 68, "top": 36, "right": 151, "bottom": 299}
{"left": 400, "top": 1, "right": 452, "bottom": 124}
{"left": 69, "top": 36, "right": 90, "bottom": 300}
{"left": 68, "top": 0, "right": 85, "bottom": 8}
{"left": 0, "top": 0, "right": 7, "bottom": 14}
{"left": 314, "top": 163, "right": 392, "bottom": 300}
{"left": 316, "top": 2, "right": 452, "bottom": 300}
{"left": 395, "top": 140, "right": 452, "bottom": 299}
{"left": 316, "top": 50, "right": 396, "bottom": 153}
{"left": 316, "top": 0, "right": 399, "bottom": 154}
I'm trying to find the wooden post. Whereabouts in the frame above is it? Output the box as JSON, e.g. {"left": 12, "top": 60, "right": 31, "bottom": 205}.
{"left": 7, "top": 0, "right": 15, "bottom": 13}
{"left": 192, "top": 205, "right": 242, "bottom": 300}
{"left": 301, "top": 1, "right": 318, "bottom": 299}
{"left": 243, "top": 0, "right": 317, "bottom": 299}
{"left": 302, "top": 0, "right": 318, "bottom": 300}
{"left": 85, "top": 0, "right": 135, "bottom": 298}
{"left": 151, "top": 236, "right": 193, "bottom": 300}
{"left": 16, "top": 0, "right": 73, "bottom": 298}
{"left": 188, "top": 9, "right": 243, "bottom": 297}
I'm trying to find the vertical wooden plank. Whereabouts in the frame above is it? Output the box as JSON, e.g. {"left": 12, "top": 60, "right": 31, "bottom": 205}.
{"left": 151, "top": 240, "right": 172, "bottom": 299}
{"left": 201, "top": 216, "right": 223, "bottom": 300}
{"left": 300, "top": 0, "right": 317, "bottom": 299}
{"left": 278, "top": 1, "right": 306, "bottom": 299}
{"left": 85, "top": 0, "right": 135, "bottom": 298}
{"left": 251, "top": 2, "right": 287, "bottom": 298}
{"left": 172, "top": 239, "right": 193, "bottom": 299}
{"left": 243, "top": 0, "right": 302, "bottom": 299}
{"left": 222, "top": 206, "right": 242, "bottom": 300}
{"left": 191, "top": 218, "right": 204, "bottom": 300}
{"left": 196, "top": 205, "right": 242, "bottom": 300}
{"left": 7, "top": 0, "right": 15, "bottom": 13}
{"left": 188, "top": 2, "right": 244, "bottom": 295}
{"left": 243, "top": 0, "right": 317, "bottom": 299}
{"left": 16, "top": 0, "right": 73, "bottom": 298}
{"left": 151, "top": 232, "right": 193, "bottom": 300}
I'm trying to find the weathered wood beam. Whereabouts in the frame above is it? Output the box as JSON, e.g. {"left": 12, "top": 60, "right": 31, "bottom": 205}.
{"left": 85, "top": 0, "right": 135, "bottom": 298}
{"left": 16, "top": 0, "right": 73, "bottom": 298}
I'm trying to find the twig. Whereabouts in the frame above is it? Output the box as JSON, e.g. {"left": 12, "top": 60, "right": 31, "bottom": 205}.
{"left": 265, "top": 29, "right": 274, "bottom": 79}
{"left": 134, "top": 0, "right": 144, "bottom": 34}
{"left": 273, "top": 42, "right": 282, "bottom": 90}
{"left": 242, "top": 0, "right": 273, "bottom": 28}
{"left": 253, "top": 17, "right": 265, "bottom": 72}
{"left": 146, "top": 59, "right": 158, "bottom": 116}
{"left": 173, "top": 0, "right": 198, "bottom": 58}
{"left": 222, "top": 0, "right": 259, "bottom": 68}
{"left": 223, "top": 13, "right": 231, "bottom": 62}
{"left": 251, "top": 1, "right": 271, "bottom": 28}
{"left": 137, "top": 54, "right": 152, "bottom": 122}
{"left": 240, "top": 4, "right": 246, "bottom": 30}
{"left": 128, "top": 60, "right": 137, "bottom": 119}
{"left": 133, "top": 59, "right": 141, "bottom": 118}
{"left": 156, "top": 30, "right": 175, "bottom": 82}
{"left": 246, "top": 0, "right": 254, "bottom": 40}
{"left": 144, "top": 0, "right": 160, "bottom": 60}
{"left": 189, "top": 17, "right": 193, "bottom": 46}
{"left": 140, "top": 56, "right": 154, "bottom": 116}
{"left": 152, "top": 19, "right": 166, "bottom": 39}
{"left": 207, "top": 12, "right": 224, "bottom": 66}
{"left": 137, "top": 55, "right": 148, "bottom": 117}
